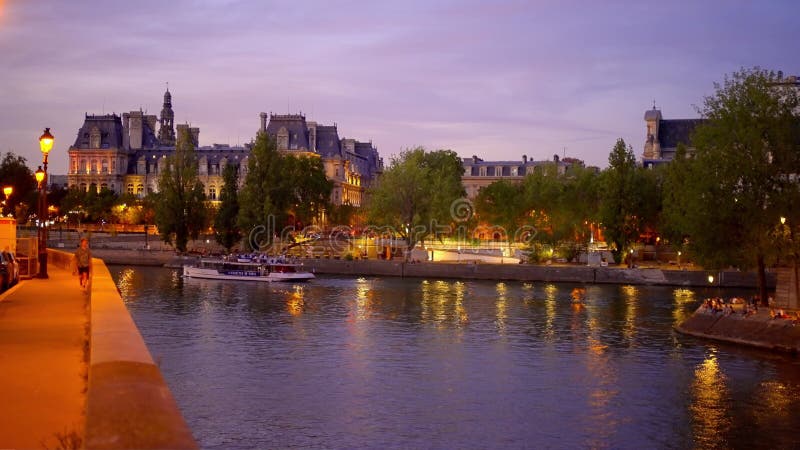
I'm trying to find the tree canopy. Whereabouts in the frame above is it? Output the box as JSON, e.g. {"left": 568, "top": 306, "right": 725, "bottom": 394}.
{"left": 0, "top": 152, "right": 36, "bottom": 219}
{"left": 214, "top": 163, "right": 241, "bottom": 252}
{"left": 238, "top": 132, "right": 332, "bottom": 249}
{"left": 662, "top": 67, "right": 800, "bottom": 302}
{"left": 154, "top": 129, "right": 207, "bottom": 253}
{"left": 365, "top": 147, "right": 465, "bottom": 253}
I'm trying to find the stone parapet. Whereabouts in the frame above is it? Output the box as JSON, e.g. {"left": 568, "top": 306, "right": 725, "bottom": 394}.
{"left": 48, "top": 249, "right": 197, "bottom": 449}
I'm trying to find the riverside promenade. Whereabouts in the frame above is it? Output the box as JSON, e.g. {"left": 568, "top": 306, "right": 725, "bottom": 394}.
{"left": 0, "top": 267, "right": 88, "bottom": 449}
{"left": 0, "top": 251, "right": 196, "bottom": 449}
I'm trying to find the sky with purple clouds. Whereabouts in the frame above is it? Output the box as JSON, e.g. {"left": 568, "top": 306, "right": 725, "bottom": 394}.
{"left": 1, "top": 0, "right": 798, "bottom": 174}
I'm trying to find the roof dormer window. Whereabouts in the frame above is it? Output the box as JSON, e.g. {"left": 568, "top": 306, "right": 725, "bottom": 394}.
{"left": 89, "top": 126, "right": 101, "bottom": 148}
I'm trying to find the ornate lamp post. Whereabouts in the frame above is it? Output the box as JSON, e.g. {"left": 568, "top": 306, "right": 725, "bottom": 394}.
{"left": 37, "top": 127, "right": 54, "bottom": 278}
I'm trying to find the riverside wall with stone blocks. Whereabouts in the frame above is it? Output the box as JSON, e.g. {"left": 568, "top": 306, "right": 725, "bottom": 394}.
{"left": 676, "top": 307, "right": 800, "bottom": 354}
{"left": 301, "top": 259, "right": 776, "bottom": 288}
{"left": 47, "top": 249, "right": 197, "bottom": 449}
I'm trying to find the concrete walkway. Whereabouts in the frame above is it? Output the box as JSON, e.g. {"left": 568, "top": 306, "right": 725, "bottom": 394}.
{"left": 0, "top": 267, "right": 89, "bottom": 449}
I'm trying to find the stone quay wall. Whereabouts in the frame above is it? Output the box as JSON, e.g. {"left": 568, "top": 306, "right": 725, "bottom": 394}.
{"left": 300, "top": 259, "right": 776, "bottom": 288}
{"left": 87, "top": 248, "right": 776, "bottom": 289}
{"left": 47, "top": 249, "right": 197, "bottom": 449}
{"left": 676, "top": 307, "right": 800, "bottom": 354}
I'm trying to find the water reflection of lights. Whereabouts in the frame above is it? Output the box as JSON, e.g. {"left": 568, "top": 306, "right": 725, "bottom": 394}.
{"left": 420, "top": 280, "right": 468, "bottom": 326}
{"left": 672, "top": 288, "right": 697, "bottom": 325}
{"left": 544, "top": 283, "right": 557, "bottom": 340}
{"left": 454, "top": 281, "right": 468, "bottom": 325}
{"left": 116, "top": 267, "right": 137, "bottom": 299}
{"left": 621, "top": 285, "right": 638, "bottom": 343}
{"left": 753, "top": 381, "right": 791, "bottom": 427}
{"left": 355, "top": 278, "right": 371, "bottom": 321}
{"left": 690, "top": 350, "right": 731, "bottom": 449}
{"left": 521, "top": 282, "right": 535, "bottom": 307}
{"left": 495, "top": 282, "right": 507, "bottom": 332}
{"left": 287, "top": 285, "right": 305, "bottom": 316}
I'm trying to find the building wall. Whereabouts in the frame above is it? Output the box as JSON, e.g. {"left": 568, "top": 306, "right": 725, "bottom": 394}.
{"left": 67, "top": 93, "right": 383, "bottom": 211}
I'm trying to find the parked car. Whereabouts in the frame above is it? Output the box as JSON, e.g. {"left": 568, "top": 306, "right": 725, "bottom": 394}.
{"left": 0, "top": 250, "right": 20, "bottom": 291}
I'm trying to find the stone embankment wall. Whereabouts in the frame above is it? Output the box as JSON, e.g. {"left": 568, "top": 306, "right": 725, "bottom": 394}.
{"left": 86, "top": 249, "right": 775, "bottom": 288}
{"left": 47, "top": 249, "right": 197, "bottom": 449}
{"left": 300, "top": 259, "right": 776, "bottom": 288}
{"left": 676, "top": 307, "right": 800, "bottom": 354}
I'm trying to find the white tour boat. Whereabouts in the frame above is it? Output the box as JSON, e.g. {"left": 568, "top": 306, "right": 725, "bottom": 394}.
{"left": 183, "top": 256, "right": 315, "bottom": 282}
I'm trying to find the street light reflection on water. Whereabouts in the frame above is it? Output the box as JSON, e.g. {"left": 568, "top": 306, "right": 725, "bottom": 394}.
{"left": 112, "top": 267, "right": 800, "bottom": 449}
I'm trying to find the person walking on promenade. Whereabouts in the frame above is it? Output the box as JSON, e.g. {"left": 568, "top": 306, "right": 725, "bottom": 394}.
{"left": 74, "top": 238, "right": 92, "bottom": 289}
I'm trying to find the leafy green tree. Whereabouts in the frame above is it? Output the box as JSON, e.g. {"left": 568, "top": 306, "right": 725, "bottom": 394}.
{"left": 154, "top": 129, "right": 207, "bottom": 253}
{"left": 365, "top": 147, "right": 464, "bottom": 254}
{"left": 664, "top": 68, "right": 800, "bottom": 303}
{"left": 0, "top": 152, "right": 36, "bottom": 219}
{"left": 214, "top": 163, "right": 241, "bottom": 251}
{"left": 475, "top": 179, "right": 525, "bottom": 241}
{"left": 284, "top": 155, "right": 332, "bottom": 227}
{"left": 328, "top": 203, "right": 358, "bottom": 227}
{"left": 599, "top": 138, "right": 639, "bottom": 260}
{"left": 238, "top": 133, "right": 288, "bottom": 248}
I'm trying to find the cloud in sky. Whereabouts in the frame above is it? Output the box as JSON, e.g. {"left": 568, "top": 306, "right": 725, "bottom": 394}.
{"left": 1, "top": 0, "right": 798, "bottom": 174}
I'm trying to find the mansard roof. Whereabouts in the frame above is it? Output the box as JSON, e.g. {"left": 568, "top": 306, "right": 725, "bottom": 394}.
{"left": 658, "top": 119, "right": 705, "bottom": 149}
{"left": 72, "top": 114, "right": 124, "bottom": 149}
{"left": 265, "top": 114, "right": 310, "bottom": 151}
{"left": 315, "top": 125, "right": 341, "bottom": 157}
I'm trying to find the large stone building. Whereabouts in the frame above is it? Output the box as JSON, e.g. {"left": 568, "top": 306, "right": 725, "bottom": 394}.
{"left": 67, "top": 90, "right": 382, "bottom": 206}
{"left": 641, "top": 106, "right": 704, "bottom": 168}
{"left": 461, "top": 154, "right": 584, "bottom": 199}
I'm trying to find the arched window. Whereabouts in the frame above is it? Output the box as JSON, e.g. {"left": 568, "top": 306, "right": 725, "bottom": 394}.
{"left": 209, "top": 186, "right": 217, "bottom": 200}
{"left": 136, "top": 184, "right": 144, "bottom": 197}
{"left": 127, "top": 184, "right": 134, "bottom": 195}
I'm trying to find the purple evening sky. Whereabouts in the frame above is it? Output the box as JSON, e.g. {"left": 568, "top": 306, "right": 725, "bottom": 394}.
{"left": 1, "top": 0, "right": 798, "bottom": 174}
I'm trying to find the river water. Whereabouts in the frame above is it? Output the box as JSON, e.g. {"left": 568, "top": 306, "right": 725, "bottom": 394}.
{"left": 112, "top": 266, "right": 800, "bottom": 449}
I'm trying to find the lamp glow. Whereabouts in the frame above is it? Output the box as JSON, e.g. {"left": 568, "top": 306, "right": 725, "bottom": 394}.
{"left": 39, "top": 128, "right": 54, "bottom": 155}
{"left": 34, "top": 166, "right": 45, "bottom": 185}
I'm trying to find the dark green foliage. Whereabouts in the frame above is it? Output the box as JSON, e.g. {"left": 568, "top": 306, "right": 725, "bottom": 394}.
{"left": 365, "top": 147, "right": 465, "bottom": 252}
{"left": 214, "top": 163, "right": 241, "bottom": 252}
{"left": 154, "top": 129, "right": 207, "bottom": 253}
{"left": 599, "top": 138, "right": 639, "bottom": 258}
{"left": 661, "top": 67, "right": 800, "bottom": 302}
{"left": 238, "top": 132, "right": 332, "bottom": 249}
{"left": 475, "top": 163, "right": 602, "bottom": 262}
{"left": 0, "top": 152, "right": 36, "bottom": 219}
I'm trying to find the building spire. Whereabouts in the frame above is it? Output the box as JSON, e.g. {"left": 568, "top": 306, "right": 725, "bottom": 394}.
{"left": 159, "top": 86, "right": 176, "bottom": 145}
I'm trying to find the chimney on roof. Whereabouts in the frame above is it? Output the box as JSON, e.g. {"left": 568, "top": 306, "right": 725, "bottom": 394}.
{"left": 553, "top": 154, "right": 560, "bottom": 163}
{"left": 259, "top": 112, "right": 267, "bottom": 133}
{"left": 472, "top": 155, "right": 478, "bottom": 164}
{"left": 523, "top": 154, "right": 528, "bottom": 163}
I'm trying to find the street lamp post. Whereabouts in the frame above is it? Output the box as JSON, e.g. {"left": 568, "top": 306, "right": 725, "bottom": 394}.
{"left": 37, "top": 128, "right": 54, "bottom": 279}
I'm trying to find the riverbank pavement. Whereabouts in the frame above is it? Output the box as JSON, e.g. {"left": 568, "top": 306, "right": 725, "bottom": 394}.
{"left": 676, "top": 303, "right": 800, "bottom": 353}
{"left": 0, "top": 266, "right": 89, "bottom": 449}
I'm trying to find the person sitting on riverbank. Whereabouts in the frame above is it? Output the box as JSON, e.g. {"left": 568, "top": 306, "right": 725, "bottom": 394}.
{"left": 769, "top": 309, "right": 788, "bottom": 320}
